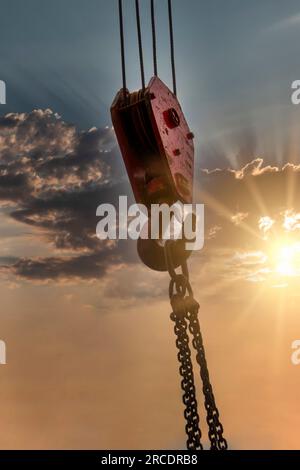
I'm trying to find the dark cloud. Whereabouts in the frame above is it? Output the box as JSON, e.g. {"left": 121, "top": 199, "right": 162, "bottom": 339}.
{"left": 0, "top": 109, "right": 137, "bottom": 281}
{"left": 4, "top": 241, "right": 137, "bottom": 281}
{"left": 1, "top": 109, "right": 300, "bottom": 282}
{"left": 0, "top": 256, "right": 18, "bottom": 266}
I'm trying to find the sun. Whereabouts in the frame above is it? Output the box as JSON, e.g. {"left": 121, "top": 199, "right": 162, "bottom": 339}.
{"left": 276, "top": 245, "right": 296, "bottom": 276}
{"left": 272, "top": 241, "right": 300, "bottom": 277}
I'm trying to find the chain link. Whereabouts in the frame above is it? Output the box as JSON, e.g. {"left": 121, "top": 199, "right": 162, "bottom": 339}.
{"left": 165, "top": 241, "right": 228, "bottom": 451}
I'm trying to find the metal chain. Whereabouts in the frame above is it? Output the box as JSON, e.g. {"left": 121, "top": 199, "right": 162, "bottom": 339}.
{"left": 165, "top": 241, "right": 228, "bottom": 450}
{"left": 186, "top": 298, "right": 228, "bottom": 450}
{"left": 170, "top": 293, "right": 203, "bottom": 450}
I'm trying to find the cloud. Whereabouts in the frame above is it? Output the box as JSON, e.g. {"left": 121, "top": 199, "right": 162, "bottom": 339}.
{"left": 1, "top": 110, "right": 300, "bottom": 285}
{"left": 0, "top": 109, "right": 137, "bottom": 281}
{"left": 282, "top": 210, "right": 300, "bottom": 231}
{"left": 259, "top": 216, "right": 274, "bottom": 235}
{"left": 267, "top": 12, "right": 300, "bottom": 32}
{"left": 199, "top": 158, "right": 300, "bottom": 228}
{"left": 195, "top": 158, "right": 300, "bottom": 287}
{"left": 4, "top": 244, "right": 136, "bottom": 282}
{"left": 231, "top": 212, "right": 248, "bottom": 226}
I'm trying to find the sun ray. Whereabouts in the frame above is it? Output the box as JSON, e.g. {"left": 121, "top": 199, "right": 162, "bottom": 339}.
{"left": 198, "top": 187, "right": 260, "bottom": 240}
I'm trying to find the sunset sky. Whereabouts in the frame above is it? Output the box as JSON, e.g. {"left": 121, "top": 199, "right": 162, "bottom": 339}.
{"left": 1, "top": 0, "right": 300, "bottom": 449}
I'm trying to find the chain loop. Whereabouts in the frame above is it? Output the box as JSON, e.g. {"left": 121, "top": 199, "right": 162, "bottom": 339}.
{"left": 170, "top": 295, "right": 203, "bottom": 450}
{"left": 165, "top": 241, "right": 228, "bottom": 451}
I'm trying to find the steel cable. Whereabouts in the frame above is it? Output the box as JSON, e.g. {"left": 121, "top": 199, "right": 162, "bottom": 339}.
{"left": 168, "top": 0, "right": 177, "bottom": 95}
{"left": 118, "top": 0, "right": 127, "bottom": 96}
{"left": 150, "top": 0, "right": 158, "bottom": 76}
{"left": 135, "top": 0, "right": 146, "bottom": 90}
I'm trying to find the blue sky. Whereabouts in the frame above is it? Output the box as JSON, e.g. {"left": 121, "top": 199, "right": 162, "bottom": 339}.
{"left": 1, "top": 0, "right": 300, "bottom": 168}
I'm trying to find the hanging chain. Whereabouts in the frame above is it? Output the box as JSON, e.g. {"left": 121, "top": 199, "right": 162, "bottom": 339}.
{"left": 187, "top": 300, "right": 228, "bottom": 450}
{"left": 165, "top": 242, "right": 228, "bottom": 450}
{"left": 170, "top": 291, "right": 203, "bottom": 450}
